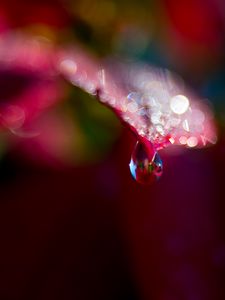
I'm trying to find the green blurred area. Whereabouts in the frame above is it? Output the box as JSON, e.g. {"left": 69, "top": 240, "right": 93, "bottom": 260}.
{"left": 62, "top": 85, "right": 121, "bottom": 164}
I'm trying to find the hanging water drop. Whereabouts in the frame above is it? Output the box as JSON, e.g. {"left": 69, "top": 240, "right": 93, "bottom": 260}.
{"left": 129, "top": 141, "right": 163, "bottom": 184}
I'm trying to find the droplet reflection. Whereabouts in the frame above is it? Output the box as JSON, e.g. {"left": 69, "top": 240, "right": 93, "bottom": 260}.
{"left": 129, "top": 141, "right": 163, "bottom": 184}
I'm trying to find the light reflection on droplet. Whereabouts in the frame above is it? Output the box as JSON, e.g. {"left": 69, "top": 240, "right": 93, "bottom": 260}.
{"left": 200, "top": 135, "right": 206, "bottom": 146}
{"left": 169, "top": 137, "right": 175, "bottom": 144}
{"left": 179, "top": 136, "right": 187, "bottom": 145}
{"left": 170, "top": 95, "right": 189, "bottom": 115}
{"left": 98, "top": 69, "right": 106, "bottom": 87}
{"left": 59, "top": 59, "right": 77, "bottom": 76}
{"left": 182, "top": 119, "right": 190, "bottom": 132}
{"left": 85, "top": 82, "right": 96, "bottom": 95}
{"left": 151, "top": 112, "right": 161, "bottom": 124}
{"left": 129, "top": 141, "right": 163, "bottom": 184}
{"left": 156, "top": 124, "right": 164, "bottom": 135}
{"left": 127, "top": 92, "right": 139, "bottom": 102}
{"left": 187, "top": 136, "right": 198, "bottom": 147}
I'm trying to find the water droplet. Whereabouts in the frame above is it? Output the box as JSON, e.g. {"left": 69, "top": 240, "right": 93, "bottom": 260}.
{"left": 129, "top": 141, "right": 163, "bottom": 184}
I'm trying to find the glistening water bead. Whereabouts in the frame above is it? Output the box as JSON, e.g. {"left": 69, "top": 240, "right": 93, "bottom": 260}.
{"left": 129, "top": 141, "right": 163, "bottom": 184}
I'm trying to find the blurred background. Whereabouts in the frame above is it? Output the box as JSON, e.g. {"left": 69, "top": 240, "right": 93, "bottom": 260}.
{"left": 0, "top": 0, "right": 225, "bottom": 299}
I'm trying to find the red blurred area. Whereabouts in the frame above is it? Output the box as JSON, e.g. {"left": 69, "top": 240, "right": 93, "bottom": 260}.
{"left": 1, "top": 130, "right": 225, "bottom": 299}
{"left": 163, "top": 0, "right": 224, "bottom": 45}
{"left": 0, "top": 0, "right": 70, "bottom": 30}
{"left": 161, "top": 0, "right": 225, "bottom": 76}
